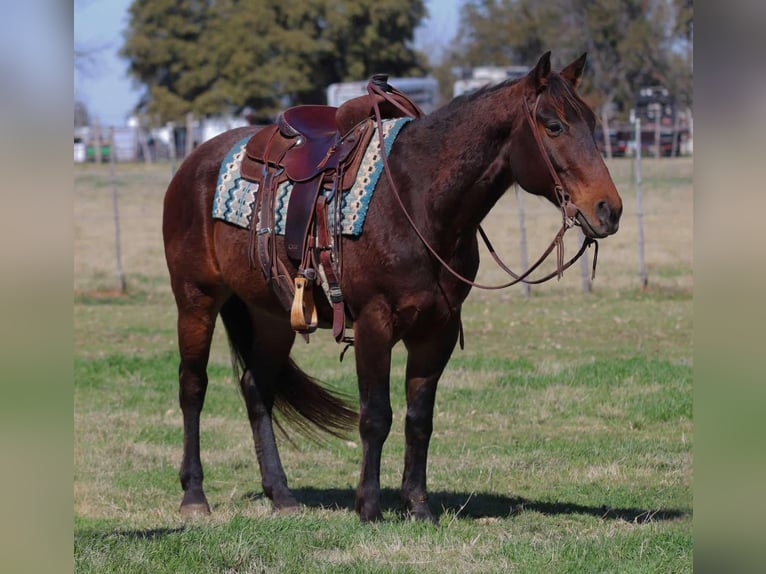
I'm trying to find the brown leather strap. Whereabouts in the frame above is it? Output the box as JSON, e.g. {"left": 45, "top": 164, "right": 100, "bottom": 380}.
{"left": 251, "top": 132, "right": 302, "bottom": 312}
{"left": 315, "top": 197, "right": 347, "bottom": 342}
{"left": 252, "top": 129, "right": 279, "bottom": 276}
{"left": 255, "top": 167, "right": 278, "bottom": 280}
{"left": 522, "top": 95, "right": 579, "bottom": 224}
{"left": 478, "top": 224, "right": 596, "bottom": 285}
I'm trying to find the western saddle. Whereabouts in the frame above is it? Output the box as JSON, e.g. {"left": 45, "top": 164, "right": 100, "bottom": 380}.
{"left": 238, "top": 74, "right": 423, "bottom": 343}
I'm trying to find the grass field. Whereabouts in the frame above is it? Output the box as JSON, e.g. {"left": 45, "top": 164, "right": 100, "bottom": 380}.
{"left": 74, "top": 157, "right": 692, "bottom": 572}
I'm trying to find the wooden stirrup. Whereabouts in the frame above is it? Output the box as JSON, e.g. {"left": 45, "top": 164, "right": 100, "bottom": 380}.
{"left": 290, "top": 276, "right": 318, "bottom": 333}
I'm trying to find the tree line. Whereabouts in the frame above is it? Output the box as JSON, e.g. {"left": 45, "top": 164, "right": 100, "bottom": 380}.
{"left": 441, "top": 0, "right": 693, "bottom": 122}
{"left": 120, "top": 0, "right": 427, "bottom": 123}
{"left": 119, "top": 0, "right": 692, "bottom": 125}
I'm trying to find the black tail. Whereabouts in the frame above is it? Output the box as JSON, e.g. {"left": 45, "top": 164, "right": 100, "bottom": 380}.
{"left": 219, "top": 296, "right": 357, "bottom": 441}
{"left": 271, "top": 358, "right": 358, "bottom": 441}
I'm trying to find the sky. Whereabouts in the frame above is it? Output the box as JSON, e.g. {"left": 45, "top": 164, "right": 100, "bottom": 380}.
{"left": 74, "top": 0, "right": 461, "bottom": 127}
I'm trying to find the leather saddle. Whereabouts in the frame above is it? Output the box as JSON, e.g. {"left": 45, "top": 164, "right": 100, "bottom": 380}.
{"left": 237, "top": 74, "right": 423, "bottom": 338}
{"left": 244, "top": 106, "right": 372, "bottom": 185}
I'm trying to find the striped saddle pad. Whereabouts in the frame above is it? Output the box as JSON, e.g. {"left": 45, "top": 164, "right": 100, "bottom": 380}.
{"left": 212, "top": 117, "right": 412, "bottom": 236}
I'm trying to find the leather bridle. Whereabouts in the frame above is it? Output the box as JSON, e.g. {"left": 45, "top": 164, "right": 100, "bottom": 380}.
{"left": 522, "top": 94, "right": 580, "bottom": 226}
{"left": 368, "top": 82, "right": 598, "bottom": 290}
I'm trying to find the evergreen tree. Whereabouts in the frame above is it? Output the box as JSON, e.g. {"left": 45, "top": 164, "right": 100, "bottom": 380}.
{"left": 120, "top": 0, "right": 215, "bottom": 122}
{"left": 121, "top": 0, "right": 427, "bottom": 123}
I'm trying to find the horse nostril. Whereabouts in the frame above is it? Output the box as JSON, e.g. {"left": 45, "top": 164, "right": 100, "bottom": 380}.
{"left": 596, "top": 200, "right": 611, "bottom": 224}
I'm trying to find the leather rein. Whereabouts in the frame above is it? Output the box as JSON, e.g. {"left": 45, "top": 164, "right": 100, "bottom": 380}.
{"left": 368, "top": 82, "right": 599, "bottom": 290}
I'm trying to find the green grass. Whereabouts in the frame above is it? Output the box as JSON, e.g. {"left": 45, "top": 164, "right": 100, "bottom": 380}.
{"left": 74, "top": 513, "right": 691, "bottom": 573}
{"left": 74, "top": 158, "right": 692, "bottom": 572}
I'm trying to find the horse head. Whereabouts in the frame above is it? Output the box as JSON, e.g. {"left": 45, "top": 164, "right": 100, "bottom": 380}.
{"left": 510, "top": 52, "right": 623, "bottom": 238}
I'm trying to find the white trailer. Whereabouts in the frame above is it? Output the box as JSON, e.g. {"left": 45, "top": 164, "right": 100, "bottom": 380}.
{"left": 452, "top": 66, "right": 528, "bottom": 98}
{"left": 327, "top": 76, "right": 441, "bottom": 114}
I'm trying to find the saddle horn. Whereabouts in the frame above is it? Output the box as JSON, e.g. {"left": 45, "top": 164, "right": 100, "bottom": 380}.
{"left": 370, "top": 73, "right": 393, "bottom": 93}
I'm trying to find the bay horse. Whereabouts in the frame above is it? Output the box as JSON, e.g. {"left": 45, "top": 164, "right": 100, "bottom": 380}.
{"left": 162, "top": 52, "right": 622, "bottom": 523}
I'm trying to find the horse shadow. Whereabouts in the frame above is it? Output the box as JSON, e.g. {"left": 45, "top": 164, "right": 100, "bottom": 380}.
{"left": 251, "top": 487, "right": 690, "bottom": 524}
{"left": 82, "top": 526, "right": 187, "bottom": 541}
{"left": 87, "top": 487, "right": 687, "bottom": 543}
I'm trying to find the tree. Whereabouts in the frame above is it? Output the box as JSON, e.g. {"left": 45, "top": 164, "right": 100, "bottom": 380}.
{"left": 121, "top": 0, "right": 427, "bottom": 123}
{"left": 668, "top": 0, "right": 693, "bottom": 107}
{"left": 314, "top": 0, "right": 427, "bottom": 83}
{"left": 443, "top": 0, "right": 691, "bottom": 122}
{"left": 121, "top": 0, "right": 216, "bottom": 123}
{"left": 453, "top": 0, "right": 559, "bottom": 67}
{"left": 74, "top": 100, "right": 90, "bottom": 128}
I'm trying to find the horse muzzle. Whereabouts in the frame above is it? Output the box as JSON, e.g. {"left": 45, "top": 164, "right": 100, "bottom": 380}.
{"left": 577, "top": 199, "right": 622, "bottom": 238}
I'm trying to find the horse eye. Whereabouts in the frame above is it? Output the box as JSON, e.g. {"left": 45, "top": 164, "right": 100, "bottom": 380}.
{"left": 545, "top": 121, "right": 564, "bottom": 136}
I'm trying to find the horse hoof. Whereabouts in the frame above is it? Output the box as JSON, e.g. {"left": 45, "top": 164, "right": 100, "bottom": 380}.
{"left": 275, "top": 505, "right": 300, "bottom": 515}
{"left": 270, "top": 490, "right": 300, "bottom": 513}
{"left": 407, "top": 507, "right": 438, "bottom": 524}
{"left": 404, "top": 499, "right": 437, "bottom": 523}
{"left": 179, "top": 502, "right": 211, "bottom": 519}
{"left": 403, "top": 495, "right": 436, "bottom": 523}
{"left": 359, "top": 509, "right": 384, "bottom": 523}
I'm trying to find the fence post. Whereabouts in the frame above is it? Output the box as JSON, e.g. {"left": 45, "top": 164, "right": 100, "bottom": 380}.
{"left": 93, "top": 119, "right": 102, "bottom": 164}
{"left": 601, "top": 104, "right": 613, "bottom": 159}
{"left": 579, "top": 228, "right": 592, "bottom": 293}
{"left": 186, "top": 111, "right": 195, "bottom": 157}
{"left": 635, "top": 118, "right": 648, "bottom": 289}
{"left": 109, "top": 127, "right": 127, "bottom": 294}
{"left": 168, "top": 122, "right": 177, "bottom": 175}
{"left": 515, "top": 185, "right": 530, "bottom": 297}
{"left": 139, "top": 126, "right": 152, "bottom": 164}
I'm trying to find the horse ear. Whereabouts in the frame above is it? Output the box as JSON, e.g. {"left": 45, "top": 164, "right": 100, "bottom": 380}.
{"left": 530, "top": 51, "right": 552, "bottom": 93}
{"left": 561, "top": 53, "right": 587, "bottom": 89}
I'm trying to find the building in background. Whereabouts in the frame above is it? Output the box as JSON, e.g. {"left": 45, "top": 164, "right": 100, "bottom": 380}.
{"left": 327, "top": 77, "right": 440, "bottom": 114}
{"left": 452, "top": 66, "right": 528, "bottom": 98}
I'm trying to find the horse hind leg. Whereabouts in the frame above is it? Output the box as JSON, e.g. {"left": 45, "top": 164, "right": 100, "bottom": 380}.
{"left": 221, "top": 296, "right": 358, "bottom": 512}
{"left": 173, "top": 283, "right": 224, "bottom": 518}
{"left": 239, "top": 370, "right": 300, "bottom": 511}
{"left": 220, "top": 297, "right": 299, "bottom": 511}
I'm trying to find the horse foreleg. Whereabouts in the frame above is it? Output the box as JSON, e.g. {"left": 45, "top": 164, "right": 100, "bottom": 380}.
{"left": 175, "top": 292, "right": 221, "bottom": 517}
{"left": 401, "top": 315, "right": 461, "bottom": 523}
{"left": 353, "top": 308, "right": 394, "bottom": 522}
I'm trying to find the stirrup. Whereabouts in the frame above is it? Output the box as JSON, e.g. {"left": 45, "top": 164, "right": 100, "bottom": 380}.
{"left": 290, "top": 276, "right": 318, "bottom": 333}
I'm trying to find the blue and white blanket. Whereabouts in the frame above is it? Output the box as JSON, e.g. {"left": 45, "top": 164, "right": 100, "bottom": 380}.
{"left": 212, "top": 117, "right": 412, "bottom": 236}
